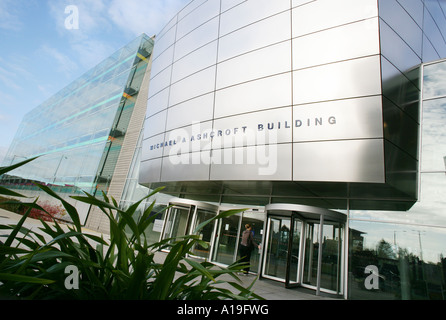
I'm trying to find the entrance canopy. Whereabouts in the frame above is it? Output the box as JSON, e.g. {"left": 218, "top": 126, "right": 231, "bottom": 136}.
{"left": 265, "top": 203, "right": 347, "bottom": 223}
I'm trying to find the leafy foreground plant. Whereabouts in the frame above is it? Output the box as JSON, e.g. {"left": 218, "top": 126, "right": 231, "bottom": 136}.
{"left": 0, "top": 158, "right": 262, "bottom": 300}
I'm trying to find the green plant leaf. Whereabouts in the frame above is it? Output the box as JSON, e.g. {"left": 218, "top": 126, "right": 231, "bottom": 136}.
{"left": 0, "top": 186, "right": 27, "bottom": 198}
{"left": 33, "top": 183, "right": 82, "bottom": 232}
{"left": 184, "top": 258, "right": 215, "bottom": 282}
{"left": 0, "top": 157, "right": 38, "bottom": 176}
{"left": 0, "top": 273, "right": 55, "bottom": 285}
{"left": 0, "top": 246, "right": 30, "bottom": 255}
{"left": 194, "top": 208, "right": 247, "bottom": 233}
{"left": 4, "top": 200, "right": 38, "bottom": 248}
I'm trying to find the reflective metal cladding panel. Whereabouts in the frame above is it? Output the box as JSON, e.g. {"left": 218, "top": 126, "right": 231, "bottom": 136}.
{"left": 140, "top": 0, "right": 387, "bottom": 186}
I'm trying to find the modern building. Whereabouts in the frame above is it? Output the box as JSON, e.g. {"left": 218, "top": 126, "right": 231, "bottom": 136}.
{"left": 2, "top": 0, "right": 446, "bottom": 301}
{"left": 0, "top": 34, "right": 154, "bottom": 232}
{"left": 137, "top": 0, "right": 446, "bottom": 300}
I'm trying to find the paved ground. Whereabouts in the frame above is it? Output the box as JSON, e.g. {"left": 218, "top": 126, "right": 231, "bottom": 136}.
{"left": 0, "top": 208, "right": 339, "bottom": 300}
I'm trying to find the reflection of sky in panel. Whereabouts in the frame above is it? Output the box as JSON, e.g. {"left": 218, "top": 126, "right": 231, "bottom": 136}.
{"left": 421, "top": 98, "right": 446, "bottom": 171}
{"left": 10, "top": 141, "right": 107, "bottom": 191}
{"left": 422, "top": 61, "right": 446, "bottom": 172}
{"left": 350, "top": 173, "right": 446, "bottom": 229}
{"left": 16, "top": 36, "right": 141, "bottom": 142}
{"left": 423, "top": 61, "right": 446, "bottom": 99}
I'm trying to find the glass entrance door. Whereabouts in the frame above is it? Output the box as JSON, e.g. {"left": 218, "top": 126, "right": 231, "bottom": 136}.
{"left": 161, "top": 199, "right": 219, "bottom": 260}
{"left": 264, "top": 216, "right": 290, "bottom": 281}
{"left": 213, "top": 213, "right": 241, "bottom": 265}
{"left": 163, "top": 206, "right": 192, "bottom": 241}
{"left": 286, "top": 216, "right": 302, "bottom": 287}
{"left": 302, "top": 222, "right": 343, "bottom": 293}
{"left": 263, "top": 204, "right": 346, "bottom": 296}
{"left": 263, "top": 215, "right": 302, "bottom": 286}
{"left": 190, "top": 208, "right": 216, "bottom": 258}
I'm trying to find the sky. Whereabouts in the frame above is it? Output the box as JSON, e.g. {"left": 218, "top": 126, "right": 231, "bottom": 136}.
{"left": 0, "top": 0, "right": 190, "bottom": 164}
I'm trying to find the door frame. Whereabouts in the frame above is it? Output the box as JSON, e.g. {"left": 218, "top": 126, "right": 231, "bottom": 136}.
{"left": 261, "top": 203, "right": 347, "bottom": 295}
{"left": 159, "top": 198, "right": 219, "bottom": 259}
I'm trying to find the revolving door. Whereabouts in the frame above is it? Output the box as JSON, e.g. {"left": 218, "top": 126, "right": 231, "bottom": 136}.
{"left": 262, "top": 204, "right": 346, "bottom": 296}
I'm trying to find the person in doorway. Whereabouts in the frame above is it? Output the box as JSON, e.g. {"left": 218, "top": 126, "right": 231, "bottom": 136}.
{"left": 239, "top": 224, "right": 260, "bottom": 275}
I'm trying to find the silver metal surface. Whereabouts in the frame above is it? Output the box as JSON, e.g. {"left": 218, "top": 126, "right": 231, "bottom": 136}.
{"left": 293, "top": 139, "right": 385, "bottom": 183}
{"left": 165, "top": 93, "right": 214, "bottom": 131}
{"left": 168, "top": 197, "right": 219, "bottom": 211}
{"left": 293, "top": 55, "right": 382, "bottom": 104}
{"left": 219, "top": 0, "right": 289, "bottom": 36}
{"left": 143, "top": 109, "right": 166, "bottom": 139}
{"left": 216, "top": 41, "right": 291, "bottom": 90}
{"left": 171, "top": 40, "right": 218, "bottom": 83}
{"left": 212, "top": 107, "right": 293, "bottom": 148}
{"left": 169, "top": 66, "right": 216, "bottom": 106}
{"left": 161, "top": 150, "right": 211, "bottom": 181}
{"left": 291, "top": 0, "right": 378, "bottom": 38}
{"left": 146, "top": 87, "right": 169, "bottom": 117}
{"left": 139, "top": 158, "right": 162, "bottom": 183}
{"left": 139, "top": 0, "right": 422, "bottom": 200}
{"left": 150, "top": 44, "right": 174, "bottom": 79}
{"left": 175, "top": 0, "right": 220, "bottom": 41}
{"left": 218, "top": 10, "right": 291, "bottom": 63}
{"left": 142, "top": 133, "right": 165, "bottom": 160}
{"left": 214, "top": 72, "right": 292, "bottom": 118}
{"left": 292, "top": 96, "right": 383, "bottom": 142}
{"left": 173, "top": 16, "right": 219, "bottom": 61}
{"left": 265, "top": 203, "right": 347, "bottom": 222}
{"left": 178, "top": 0, "right": 207, "bottom": 21}
{"left": 209, "top": 143, "right": 293, "bottom": 180}
{"left": 292, "top": 18, "right": 380, "bottom": 70}
{"left": 163, "top": 120, "right": 214, "bottom": 156}
{"left": 147, "top": 65, "right": 172, "bottom": 99}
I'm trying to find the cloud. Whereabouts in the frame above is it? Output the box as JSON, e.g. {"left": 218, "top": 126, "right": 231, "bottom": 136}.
{"left": 46, "top": 0, "right": 189, "bottom": 71}
{"left": 108, "top": 0, "right": 188, "bottom": 36}
{"left": 47, "top": 0, "right": 112, "bottom": 36}
{"left": 0, "top": 55, "right": 35, "bottom": 92}
{"left": 71, "top": 39, "right": 115, "bottom": 70}
{"left": 48, "top": 0, "right": 189, "bottom": 37}
{"left": 40, "top": 45, "right": 78, "bottom": 75}
{"left": 0, "top": 0, "right": 23, "bottom": 31}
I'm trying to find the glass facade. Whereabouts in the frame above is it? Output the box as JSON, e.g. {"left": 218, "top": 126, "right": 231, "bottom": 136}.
{"left": 0, "top": 34, "right": 154, "bottom": 225}
{"left": 348, "top": 59, "right": 446, "bottom": 300}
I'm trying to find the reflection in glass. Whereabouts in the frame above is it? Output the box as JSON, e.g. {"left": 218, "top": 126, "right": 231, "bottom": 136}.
{"left": 421, "top": 98, "right": 446, "bottom": 172}
{"left": 213, "top": 213, "right": 241, "bottom": 265}
{"left": 288, "top": 218, "right": 302, "bottom": 284}
{"left": 163, "top": 207, "right": 191, "bottom": 242}
{"left": 303, "top": 223, "right": 318, "bottom": 287}
{"left": 320, "top": 224, "right": 342, "bottom": 292}
{"left": 191, "top": 209, "right": 217, "bottom": 258}
{"left": 265, "top": 217, "right": 291, "bottom": 280}
{"left": 424, "top": 61, "right": 446, "bottom": 99}
{"left": 349, "top": 220, "right": 446, "bottom": 300}
{"left": 1, "top": 34, "right": 154, "bottom": 225}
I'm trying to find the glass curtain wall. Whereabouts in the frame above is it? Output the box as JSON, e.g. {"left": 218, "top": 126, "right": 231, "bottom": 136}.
{"left": 0, "top": 34, "right": 154, "bottom": 225}
{"left": 348, "top": 59, "right": 446, "bottom": 300}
